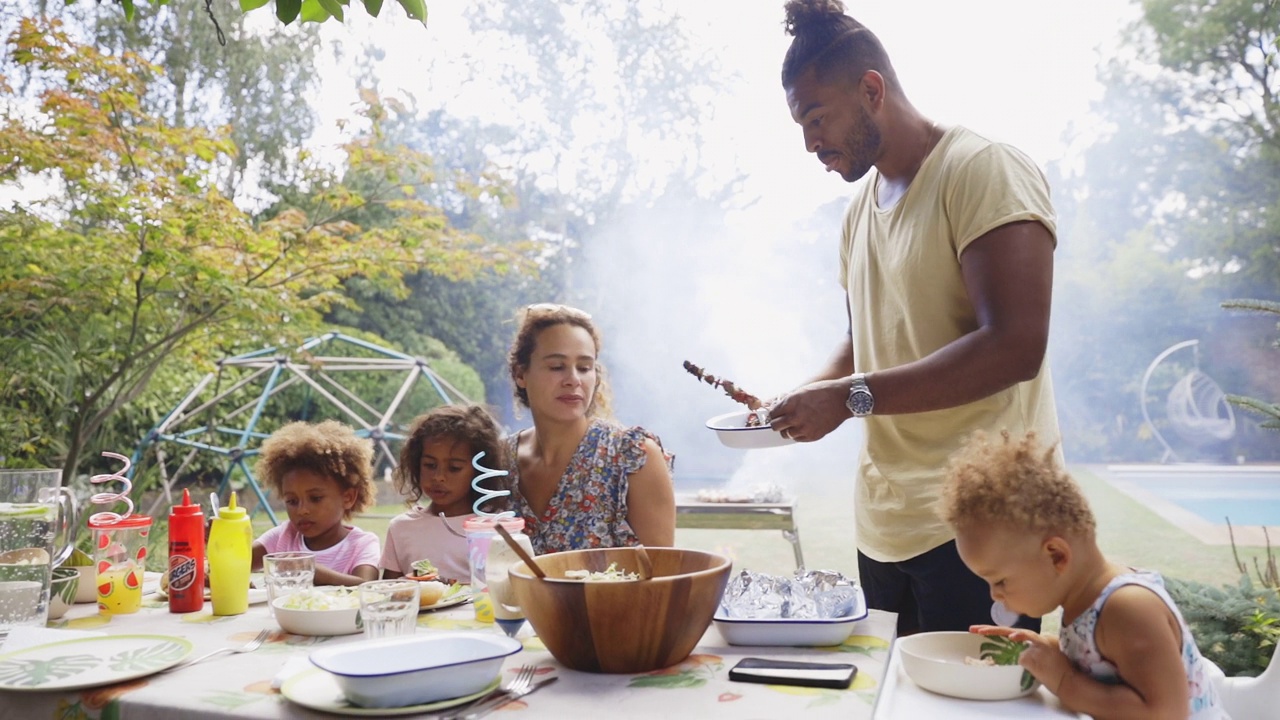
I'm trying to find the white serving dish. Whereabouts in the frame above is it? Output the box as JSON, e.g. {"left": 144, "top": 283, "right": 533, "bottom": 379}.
{"left": 897, "top": 631, "right": 1041, "bottom": 701}
{"left": 309, "top": 632, "right": 523, "bottom": 709}
{"left": 713, "top": 586, "right": 868, "bottom": 646}
{"left": 273, "top": 588, "right": 362, "bottom": 636}
{"left": 706, "top": 410, "right": 795, "bottom": 450}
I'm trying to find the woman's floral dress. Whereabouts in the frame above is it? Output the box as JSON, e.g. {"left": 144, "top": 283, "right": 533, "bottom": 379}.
{"left": 503, "top": 419, "right": 674, "bottom": 554}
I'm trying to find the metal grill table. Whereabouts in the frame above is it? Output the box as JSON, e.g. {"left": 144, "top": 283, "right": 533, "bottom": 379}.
{"left": 674, "top": 493, "right": 805, "bottom": 570}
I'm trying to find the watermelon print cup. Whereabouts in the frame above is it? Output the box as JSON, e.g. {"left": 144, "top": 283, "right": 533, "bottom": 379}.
{"left": 89, "top": 515, "right": 152, "bottom": 614}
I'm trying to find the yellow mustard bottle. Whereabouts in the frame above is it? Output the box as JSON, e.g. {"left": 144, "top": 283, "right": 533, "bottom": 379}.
{"left": 207, "top": 491, "right": 252, "bottom": 616}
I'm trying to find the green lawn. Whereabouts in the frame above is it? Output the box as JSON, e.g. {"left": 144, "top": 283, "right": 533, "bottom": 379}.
{"left": 130, "top": 462, "right": 1263, "bottom": 611}
{"left": 130, "top": 464, "right": 1268, "bottom": 637}
{"left": 343, "top": 465, "right": 1273, "bottom": 588}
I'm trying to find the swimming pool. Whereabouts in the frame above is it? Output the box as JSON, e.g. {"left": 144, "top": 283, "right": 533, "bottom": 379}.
{"left": 1105, "top": 465, "right": 1280, "bottom": 528}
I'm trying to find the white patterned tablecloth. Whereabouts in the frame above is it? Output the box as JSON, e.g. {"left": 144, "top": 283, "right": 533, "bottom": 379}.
{"left": 0, "top": 590, "right": 899, "bottom": 720}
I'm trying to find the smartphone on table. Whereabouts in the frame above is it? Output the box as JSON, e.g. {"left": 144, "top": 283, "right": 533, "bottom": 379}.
{"left": 728, "top": 657, "right": 858, "bottom": 689}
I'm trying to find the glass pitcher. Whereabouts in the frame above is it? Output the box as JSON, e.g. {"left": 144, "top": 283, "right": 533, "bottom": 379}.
{"left": 0, "top": 469, "right": 80, "bottom": 636}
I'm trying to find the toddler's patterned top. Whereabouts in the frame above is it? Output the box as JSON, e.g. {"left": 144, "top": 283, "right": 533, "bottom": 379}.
{"left": 503, "top": 419, "right": 673, "bottom": 554}
{"left": 1059, "top": 570, "right": 1229, "bottom": 719}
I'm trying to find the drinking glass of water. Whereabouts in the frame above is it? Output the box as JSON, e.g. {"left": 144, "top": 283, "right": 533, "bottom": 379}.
{"left": 263, "top": 551, "right": 315, "bottom": 616}
{"left": 358, "top": 579, "right": 419, "bottom": 640}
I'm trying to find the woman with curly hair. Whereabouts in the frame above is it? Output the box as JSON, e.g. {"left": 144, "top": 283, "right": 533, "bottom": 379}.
{"left": 251, "top": 420, "right": 380, "bottom": 585}
{"left": 503, "top": 303, "right": 675, "bottom": 554}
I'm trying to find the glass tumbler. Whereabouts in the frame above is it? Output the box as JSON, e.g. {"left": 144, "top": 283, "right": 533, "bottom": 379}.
{"left": 263, "top": 551, "right": 315, "bottom": 615}
{"left": 358, "top": 579, "right": 419, "bottom": 640}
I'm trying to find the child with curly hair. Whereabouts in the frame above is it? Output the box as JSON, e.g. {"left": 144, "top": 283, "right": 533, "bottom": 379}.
{"left": 379, "top": 404, "right": 506, "bottom": 584}
{"left": 939, "top": 430, "right": 1227, "bottom": 720}
{"left": 252, "top": 420, "right": 381, "bottom": 586}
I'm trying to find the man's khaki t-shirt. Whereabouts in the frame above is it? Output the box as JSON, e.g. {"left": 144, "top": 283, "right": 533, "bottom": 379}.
{"left": 839, "top": 126, "right": 1063, "bottom": 563}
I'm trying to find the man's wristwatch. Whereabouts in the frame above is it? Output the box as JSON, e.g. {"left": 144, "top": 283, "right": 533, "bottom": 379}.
{"left": 846, "top": 373, "right": 874, "bottom": 417}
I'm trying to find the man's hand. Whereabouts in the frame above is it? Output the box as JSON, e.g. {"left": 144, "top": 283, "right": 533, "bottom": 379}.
{"left": 767, "top": 378, "right": 852, "bottom": 442}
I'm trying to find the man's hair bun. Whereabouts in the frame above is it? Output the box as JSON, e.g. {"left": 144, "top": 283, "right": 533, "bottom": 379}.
{"left": 783, "top": 0, "right": 848, "bottom": 37}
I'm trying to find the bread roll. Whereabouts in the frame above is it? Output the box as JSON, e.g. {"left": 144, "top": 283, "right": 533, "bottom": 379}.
{"left": 417, "top": 580, "right": 447, "bottom": 607}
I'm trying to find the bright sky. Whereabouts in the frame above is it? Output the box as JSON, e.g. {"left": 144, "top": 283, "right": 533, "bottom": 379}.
{"left": 314, "top": 0, "right": 1138, "bottom": 229}
{"left": 310, "top": 0, "right": 1141, "bottom": 482}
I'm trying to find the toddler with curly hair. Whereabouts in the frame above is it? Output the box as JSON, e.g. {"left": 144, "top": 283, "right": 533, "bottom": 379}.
{"left": 251, "top": 420, "right": 381, "bottom": 586}
{"left": 940, "top": 430, "right": 1227, "bottom": 720}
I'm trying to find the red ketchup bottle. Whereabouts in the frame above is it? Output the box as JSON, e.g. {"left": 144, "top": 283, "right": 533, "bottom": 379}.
{"left": 167, "top": 488, "right": 206, "bottom": 613}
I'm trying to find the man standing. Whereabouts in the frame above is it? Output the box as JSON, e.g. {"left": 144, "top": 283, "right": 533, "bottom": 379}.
{"left": 767, "top": 0, "right": 1063, "bottom": 635}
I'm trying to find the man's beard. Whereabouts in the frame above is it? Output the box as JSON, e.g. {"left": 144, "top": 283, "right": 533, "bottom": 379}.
{"left": 838, "top": 106, "right": 881, "bottom": 183}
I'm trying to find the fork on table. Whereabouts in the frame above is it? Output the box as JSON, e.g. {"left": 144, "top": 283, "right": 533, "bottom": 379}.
{"left": 165, "top": 628, "right": 271, "bottom": 672}
{"left": 442, "top": 664, "right": 550, "bottom": 720}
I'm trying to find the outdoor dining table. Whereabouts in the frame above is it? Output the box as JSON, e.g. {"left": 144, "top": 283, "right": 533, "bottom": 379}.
{"left": 0, "top": 583, "right": 1081, "bottom": 720}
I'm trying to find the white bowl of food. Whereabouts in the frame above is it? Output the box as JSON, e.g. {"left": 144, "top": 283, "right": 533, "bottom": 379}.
{"left": 273, "top": 587, "right": 362, "bottom": 636}
{"left": 706, "top": 410, "right": 794, "bottom": 450}
{"left": 897, "top": 631, "right": 1040, "bottom": 701}
{"left": 309, "top": 632, "right": 523, "bottom": 708}
{"left": 714, "top": 586, "right": 868, "bottom": 646}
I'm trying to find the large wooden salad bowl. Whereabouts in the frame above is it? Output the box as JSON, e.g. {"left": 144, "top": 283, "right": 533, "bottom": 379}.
{"left": 509, "top": 547, "right": 732, "bottom": 673}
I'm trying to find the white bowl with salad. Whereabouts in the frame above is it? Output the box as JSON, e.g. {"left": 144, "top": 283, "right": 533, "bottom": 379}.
{"left": 273, "top": 586, "right": 362, "bottom": 636}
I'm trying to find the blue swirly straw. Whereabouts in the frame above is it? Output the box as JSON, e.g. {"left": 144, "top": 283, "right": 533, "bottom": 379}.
{"left": 471, "top": 451, "right": 514, "bottom": 520}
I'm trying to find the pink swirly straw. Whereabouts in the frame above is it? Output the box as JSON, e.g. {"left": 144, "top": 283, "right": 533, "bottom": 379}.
{"left": 88, "top": 451, "right": 135, "bottom": 526}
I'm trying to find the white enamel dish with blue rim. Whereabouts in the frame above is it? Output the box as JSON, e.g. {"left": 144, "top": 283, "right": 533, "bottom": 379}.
{"left": 706, "top": 410, "right": 795, "bottom": 450}
{"left": 309, "top": 632, "right": 522, "bottom": 708}
{"left": 713, "top": 585, "right": 869, "bottom": 646}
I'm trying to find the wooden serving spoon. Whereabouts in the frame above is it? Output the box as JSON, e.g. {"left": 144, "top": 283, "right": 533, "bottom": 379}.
{"left": 635, "top": 545, "right": 653, "bottom": 580}
{"left": 495, "top": 523, "right": 547, "bottom": 579}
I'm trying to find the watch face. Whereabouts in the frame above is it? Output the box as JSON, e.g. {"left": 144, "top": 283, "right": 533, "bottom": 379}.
{"left": 849, "top": 390, "right": 874, "bottom": 415}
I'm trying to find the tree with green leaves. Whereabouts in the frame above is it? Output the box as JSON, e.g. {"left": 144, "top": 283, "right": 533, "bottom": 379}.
{"left": 5, "top": 1, "right": 324, "bottom": 203}
{"left": 65, "top": 0, "right": 426, "bottom": 27}
{"left": 330, "top": 0, "right": 739, "bottom": 422}
{"left": 1048, "top": 0, "right": 1280, "bottom": 461}
{"left": 0, "top": 18, "right": 520, "bottom": 479}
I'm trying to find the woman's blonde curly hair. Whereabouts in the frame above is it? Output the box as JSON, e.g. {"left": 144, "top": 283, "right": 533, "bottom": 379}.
{"left": 939, "top": 430, "right": 1095, "bottom": 537}
{"left": 506, "top": 304, "right": 613, "bottom": 420}
{"left": 256, "top": 420, "right": 375, "bottom": 519}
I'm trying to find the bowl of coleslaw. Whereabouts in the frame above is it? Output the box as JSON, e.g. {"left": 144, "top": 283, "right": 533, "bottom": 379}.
{"left": 509, "top": 547, "right": 732, "bottom": 673}
{"left": 273, "top": 586, "right": 362, "bottom": 636}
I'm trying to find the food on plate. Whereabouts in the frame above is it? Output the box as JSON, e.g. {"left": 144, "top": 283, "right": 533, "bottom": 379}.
{"left": 416, "top": 580, "right": 447, "bottom": 607}
{"left": 278, "top": 587, "right": 361, "bottom": 611}
{"left": 408, "top": 558, "right": 439, "bottom": 581}
{"left": 695, "top": 484, "right": 787, "bottom": 504}
{"left": 564, "top": 562, "right": 640, "bottom": 582}
{"left": 963, "top": 656, "right": 997, "bottom": 666}
{"left": 975, "top": 634, "right": 1036, "bottom": 691}
{"left": 682, "top": 360, "right": 763, "bottom": 411}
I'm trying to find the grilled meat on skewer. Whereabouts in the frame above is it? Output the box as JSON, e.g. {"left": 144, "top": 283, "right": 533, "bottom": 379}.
{"left": 682, "top": 360, "right": 763, "bottom": 410}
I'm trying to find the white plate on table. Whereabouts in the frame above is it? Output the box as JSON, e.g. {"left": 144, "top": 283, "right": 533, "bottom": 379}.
{"left": 0, "top": 634, "right": 193, "bottom": 691}
{"left": 281, "top": 668, "right": 499, "bottom": 716}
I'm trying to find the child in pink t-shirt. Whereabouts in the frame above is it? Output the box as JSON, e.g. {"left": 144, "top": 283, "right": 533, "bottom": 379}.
{"left": 380, "top": 404, "right": 506, "bottom": 583}
{"left": 251, "top": 420, "right": 381, "bottom": 586}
